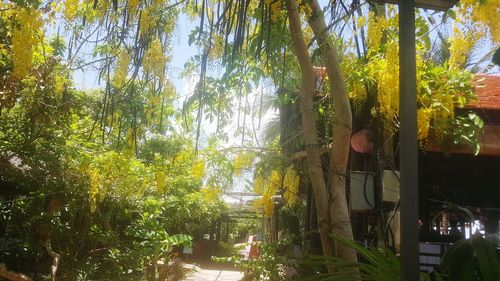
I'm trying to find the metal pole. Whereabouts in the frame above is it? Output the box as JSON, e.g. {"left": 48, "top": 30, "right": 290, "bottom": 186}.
{"left": 399, "top": 1, "right": 419, "bottom": 280}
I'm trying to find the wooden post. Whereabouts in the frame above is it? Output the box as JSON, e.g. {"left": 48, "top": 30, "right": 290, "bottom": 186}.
{"left": 399, "top": 1, "right": 420, "bottom": 280}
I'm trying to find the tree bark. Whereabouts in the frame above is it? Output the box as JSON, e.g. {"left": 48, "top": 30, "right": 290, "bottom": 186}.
{"left": 285, "top": 0, "right": 334, "bottom": 258}
{"left": 306, "top": 0, "right": 358, "bottom": 263}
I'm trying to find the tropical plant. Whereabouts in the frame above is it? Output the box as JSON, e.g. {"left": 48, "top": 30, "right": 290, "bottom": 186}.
{"left": 299, "top": 234, "right": 500, "bottom": 281}
{"left": 299, "top": 235, "right": 438, "bottom": 281}
{"left": 125, "top": 211, "right": 192, "bottom": 280}
{"left": 440, "top": 235, "right": 500, "bottom": 281}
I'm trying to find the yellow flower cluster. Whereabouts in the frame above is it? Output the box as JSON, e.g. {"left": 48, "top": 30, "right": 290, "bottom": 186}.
{"left": 366, "top": 12, "right": 389, "bottom": 54}
{"left": 145, "top": 94, "right": 162, "bottom": 124}
{"left": 233, "top": 152, "right": 254, "bottom": 176}
{"left": 431, "top": 93, "right": 455, "bottom": 136}
{"left": 283, "top": 166, "right": 299, "bottom": 207}
{"left": 125, "top": 128, "right": 136, "bottom": 155}
{"left": 140, "top": 8, "right": 158, "bottom": 35}
{"left": 53, "top": 75, "right": 68, "bottom": 96}
{"left": 265, "top": 0, "right": 282, "bottom": 22}
{"left": 269, "top": 170, "right": 281, "bottom": 193}
{"left": 209, "top": 34, "right": 225, "bottom": 59}
{"left": 143, "top": 38, "right": 167, "bottom": 79}
{"left": 349, "top": 83, "right": 367, "bottom": 104}
{"left": 298, "top": 0, "right": 313, "bottom": 19}
{"left": 369, "top": 40, "right": 399, "bottom": 119}
{"left": 448, "top": 26, "right": 477, "bottom": 68}
{"left": 201, "top": 186, "right": 220, "bottom": 203}
{"left": 155, "top": 170, "right": 167, "bottom": 192}
{"left": 113, "top": 49, "right": 131, "bottom": 87}
{"left": 191, "top": 161, "right": 205, "bottom": 179}
{"left": 461, "top": 0, "right": 500, "bottom": 43}
{"left": 85, "top": 152, "right": 153, "bottom": 212}
{"left": 11, "top": 8, "right": 43, "bottom": 78}
{"left": 96, "top": 0, "right": 110, "bottom": 19}
{"left": 64, "top": 0, "right": 79, "bottom": 21}
{"left": 417, "top": 108, "right": 432, "bottom": 141}
{"left": 128, "top": 0, "right": 140, "bottom": 16}
{"left": 357, "top": 16, "right": 366, "bottom": 28}
{"left": 252, "top": 170, "right": 282, "bottom": 217}
{"left": 253, "top": 176, "right": 264, "bottom": 194}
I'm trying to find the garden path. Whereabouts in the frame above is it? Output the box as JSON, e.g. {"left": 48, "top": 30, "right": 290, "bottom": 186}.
{"left": 183, "top": 267, "right": 243, "bottom": 281}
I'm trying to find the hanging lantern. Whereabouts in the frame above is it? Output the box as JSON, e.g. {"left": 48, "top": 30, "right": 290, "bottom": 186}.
{"left": 350, "top": 129, "right": 374, "bottom": 154}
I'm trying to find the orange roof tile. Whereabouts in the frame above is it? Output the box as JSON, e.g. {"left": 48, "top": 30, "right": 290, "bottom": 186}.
{"left": 468, "top": 75, "right": 500, "bottom": 110}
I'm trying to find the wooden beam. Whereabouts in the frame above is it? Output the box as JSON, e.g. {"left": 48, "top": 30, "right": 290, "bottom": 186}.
{"left": 371, "top": 0, "right": 458, "bottom": 11}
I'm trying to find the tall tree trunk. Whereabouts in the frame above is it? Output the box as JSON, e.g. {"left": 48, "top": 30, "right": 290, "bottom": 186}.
{"left": 285, "top": 0, "right": 334, "bottom": 259}
{"left": 306, "top": 0, "right": 358, "bottom": 263}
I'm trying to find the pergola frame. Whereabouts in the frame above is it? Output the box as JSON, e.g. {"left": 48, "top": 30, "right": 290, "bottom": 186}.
{"left": 372, "top": 0, "right": 458, "bottom": 11}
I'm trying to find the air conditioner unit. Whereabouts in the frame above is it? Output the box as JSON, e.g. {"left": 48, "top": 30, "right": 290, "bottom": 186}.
{"left": 350, "top": 171, "right": 375, "bottom": 211}
{"left": 382, "top": 170, "right": 400, "bottom": 203}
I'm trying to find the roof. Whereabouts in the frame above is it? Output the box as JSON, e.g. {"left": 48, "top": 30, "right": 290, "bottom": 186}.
{"left": 468, "top": 75, "right": 500, "bottom": 110}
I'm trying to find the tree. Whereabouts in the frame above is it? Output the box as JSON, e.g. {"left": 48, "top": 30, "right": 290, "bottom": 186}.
{"left": 306, "top": 0, "right": 358, "bottom": 262}
{"left": 285, "top": 0, "right": 336, "bottom": 259}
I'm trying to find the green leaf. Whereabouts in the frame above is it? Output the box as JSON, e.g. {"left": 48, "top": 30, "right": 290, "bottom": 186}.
{"left": 446, "top": 10, "right": 456, "bottom": 20}
{"left": 471, "top": 236, "right": 500, "bottom": 281}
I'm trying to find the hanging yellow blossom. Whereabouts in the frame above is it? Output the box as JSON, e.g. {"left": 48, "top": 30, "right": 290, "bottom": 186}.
{"left": 263, "top": 195, "right": 274, "bottom": 217}
{"left": 11, "top": 8, "right": 43, "bottom": 78}
{"left": 268, "top": 170, "right": 282, "bottom": 195}
{"left": 234, "top": 152, "right": 254, "bottom": 176}
{"left": 53, "top": 75, "right": 68, "bottom": 96}
{"left": 448, "top": 24, "right": 478, "bottom": 68}
{"left": 253, "top": 176, "right": 264, "bottom": 194}
{"left": 366, "top": 12, "right": 388, "bottom": 54}
{"left": 283, "top": 166, "right": 300, "bottom": 207}
{"left": 128, "top": 0, "right": 140, "bottom": 16}
{"left": 84, "top": 152, "right": 153, "bottom": 212}
{"left": 460, "top": 0, "right": 500, "bottom": 43}
{"left": 155, "top": 170, "right": 167, "bottom": 192}
{"left": 202, "top": 186, "right": 220, "bottom": 203}
{"left": 253, "top": 197, "right": 263, "bottom": 209}
{"left": 298, "top": 0, "right": 313, "bottom": 19}
{"left": 143, "top": 38, "right": 167, "bottom": 79}
{"left": 64, "top": 0, "right": 79, "bottom": 21}
{"left": 97, "top": 0, "right": 110, "bottom": 18}
{"left": 349, "top": 84, "right": 367, "bottom": 103}
{"left": 252, "top": 170, "right": 282, "bottom": 217}
{"left": 113, "top": 49, "right": 131, "bottom": 87}
{"left": 265, "top": 0, "right": 282, "bottom": 22}
{"left": 357, "top": 16, "right": 366, "bottom": 28}
{"left": 370, "top": 40, "right": 399, "bottom": 118}
{"left": 209, "top": 34, "right": 225, "bottom": 59}
{"left": 417, "top": 108, "right": 432, "bottom": 141}
{"left": 139, "top": 8, "right": 158, "bottom": 35}
{"left": 191, "top": 161, "right": 205, "bottom": 179}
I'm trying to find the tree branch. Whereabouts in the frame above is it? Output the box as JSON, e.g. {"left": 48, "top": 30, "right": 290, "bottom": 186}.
{"left": 44, "top": 240, "right": 60, "bottom": 281}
